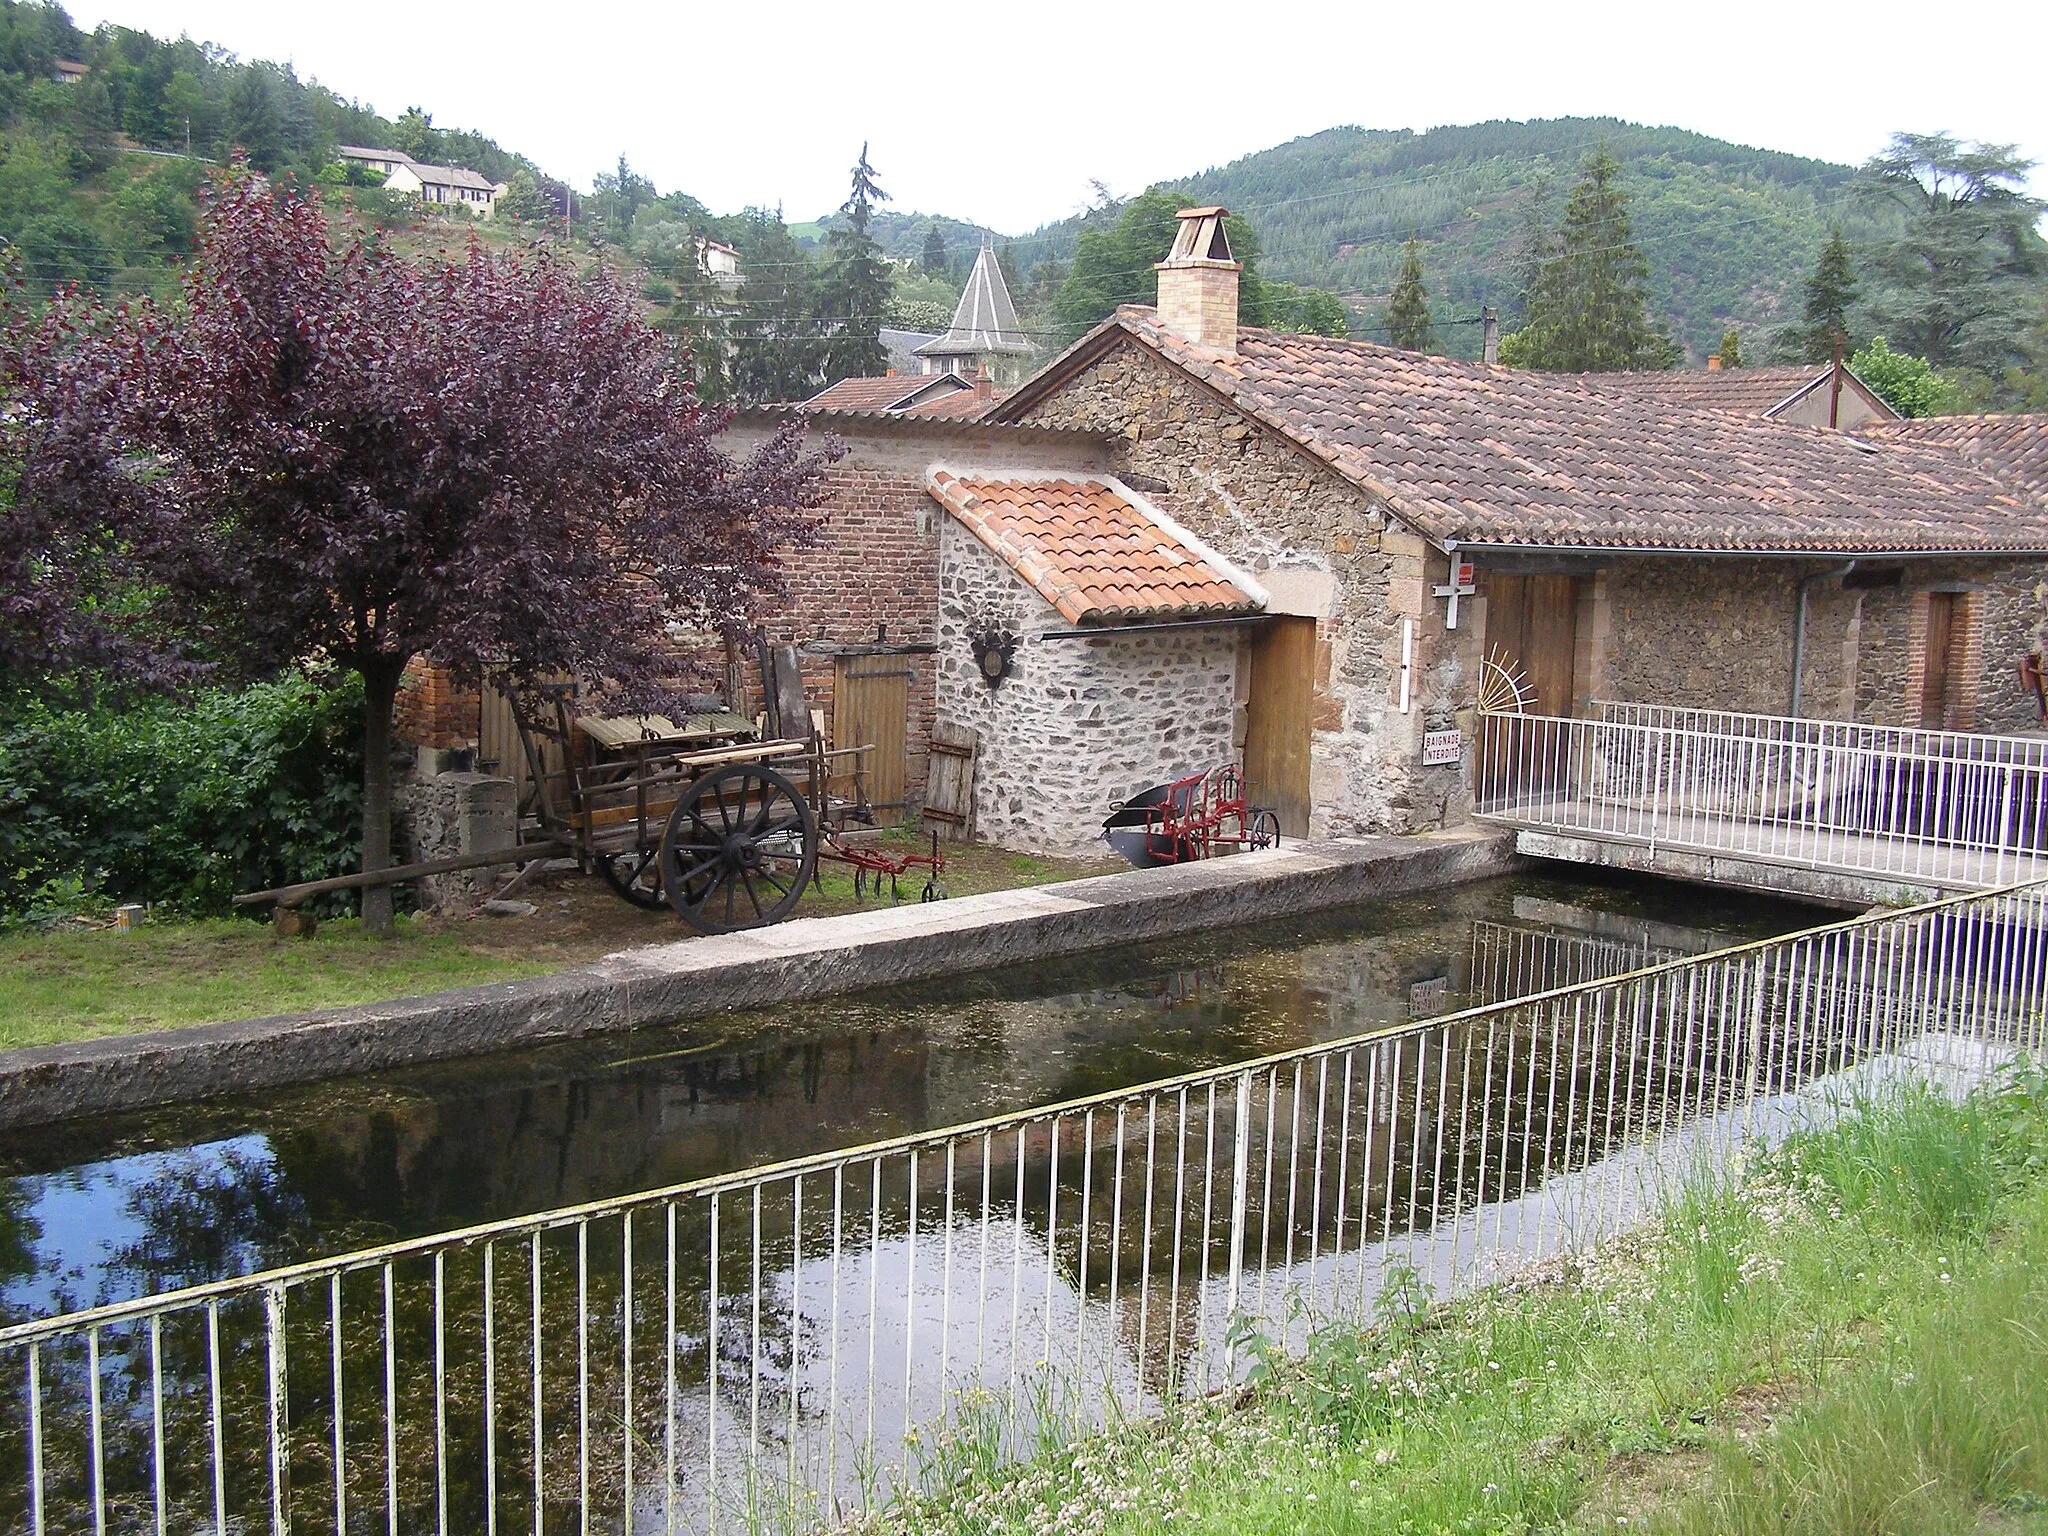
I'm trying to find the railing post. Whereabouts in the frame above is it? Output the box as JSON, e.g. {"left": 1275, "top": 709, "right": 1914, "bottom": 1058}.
{"left": 1224, "top": 1070, "right": 1252, "bottom": 1361}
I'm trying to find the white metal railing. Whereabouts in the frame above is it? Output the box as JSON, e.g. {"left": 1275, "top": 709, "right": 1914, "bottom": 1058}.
{"left": 5, "top": 882, "right": 2046, "bottom": 1534}
{"left": 1477, "top": 706, "right": 2048, "bottom": 888}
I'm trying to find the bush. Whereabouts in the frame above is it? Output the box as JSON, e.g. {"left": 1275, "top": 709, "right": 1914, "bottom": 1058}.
{"left": 1851, "top": 336, "right": 1968, "bottom": 418}
{"left": 0, "top": 672, "right": 364, "bottom": 924}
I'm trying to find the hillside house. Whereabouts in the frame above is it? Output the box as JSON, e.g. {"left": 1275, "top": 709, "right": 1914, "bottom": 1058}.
{"left": 384, "top": 159, "right": 503, "bottom": 217}
{"left": 335, "top": 144, "right": 415, "bottom": 178}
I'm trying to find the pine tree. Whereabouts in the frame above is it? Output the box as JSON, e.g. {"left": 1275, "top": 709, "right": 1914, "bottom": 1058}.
{"left": 817, "top": 144, "right": 891, "bottom": 382}
{"left": 1385, "top": 239, "right": 1434, "bottom": 351}
{"left": 1791, "top": 228, "right": 1859, "bottom": 363}
{"left": 1719, "top": 328, "right": 1743, "bottom": 368}
{"left": 921, "top": 223, "right": 947, "bottom": 276}
{"left": 1504, "top": 148, "right": 1677, "bottom": 372}
{"left": 997, "top": 241, "right": 1023, "bottom": 300}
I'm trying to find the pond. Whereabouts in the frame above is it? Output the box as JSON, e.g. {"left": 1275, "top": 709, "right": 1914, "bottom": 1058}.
{"left": 0, "top": 869, "right": 1825, "bottom": 1323}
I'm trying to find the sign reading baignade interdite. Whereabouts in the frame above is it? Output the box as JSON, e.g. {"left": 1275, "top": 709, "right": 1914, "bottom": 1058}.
{"left": 1421, "top": 729, "right": 1464, "bottom": 766}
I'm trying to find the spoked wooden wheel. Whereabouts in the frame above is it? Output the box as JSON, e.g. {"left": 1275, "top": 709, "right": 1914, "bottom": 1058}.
{"left": 594, "top": 840, "right": 666, "bottom": 910}
{"left": 659, "top": 763, "right": 817, "bottom": 933}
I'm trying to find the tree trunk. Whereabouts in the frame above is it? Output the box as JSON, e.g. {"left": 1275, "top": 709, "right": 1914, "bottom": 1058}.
{"left": 359, "top": 658, "right": 404, "bottom": 937}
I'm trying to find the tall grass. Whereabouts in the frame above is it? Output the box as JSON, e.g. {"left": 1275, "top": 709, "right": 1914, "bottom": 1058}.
{"left": 865, "top": 1066, "right": 2048, "bottom": 1536}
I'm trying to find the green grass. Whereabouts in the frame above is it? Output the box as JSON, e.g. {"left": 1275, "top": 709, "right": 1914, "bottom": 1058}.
{"left": 864, "top": 1065, "right": 2048, "bottom": 1536}
{"left": 0, "top": 917, "right": 555, "bottom": 1049}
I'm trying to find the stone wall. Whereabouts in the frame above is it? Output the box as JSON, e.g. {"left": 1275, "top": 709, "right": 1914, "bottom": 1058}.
{"left": 1586, "top": 556, "right": 2048, "bottom": 731}
{"left": 935, "top": 516, "right": 1239, "bottom": 854}
{"left": 1009, "top": 338, "right": 1473, "bottom": 835}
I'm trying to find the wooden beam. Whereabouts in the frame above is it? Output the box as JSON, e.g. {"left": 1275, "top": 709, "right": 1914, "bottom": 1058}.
{"left": 232, "top": 841, "right": 568, "bottom": 909}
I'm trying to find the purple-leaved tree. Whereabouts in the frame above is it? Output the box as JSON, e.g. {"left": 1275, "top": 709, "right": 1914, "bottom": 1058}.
{"left": 8, "top": 172, "right": 833, "bottom": 932}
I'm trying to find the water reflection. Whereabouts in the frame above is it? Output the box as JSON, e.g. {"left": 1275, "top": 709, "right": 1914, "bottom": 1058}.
{"left": 0, "top": 873, "right": 1821, "bottom": 1324}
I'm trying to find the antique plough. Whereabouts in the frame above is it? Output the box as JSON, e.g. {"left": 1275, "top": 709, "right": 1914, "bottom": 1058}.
{"left": 1101, "top": 763, "right": 1281, "bottom": 868}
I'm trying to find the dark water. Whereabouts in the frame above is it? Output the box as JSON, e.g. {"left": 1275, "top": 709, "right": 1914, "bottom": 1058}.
{"left": 0, "top": 870, "right": 1824, "bottom": 1323}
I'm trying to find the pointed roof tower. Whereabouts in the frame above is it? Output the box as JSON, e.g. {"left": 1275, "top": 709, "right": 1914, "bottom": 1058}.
{"left": 915, "top": 243, "right": 1034, "bottom": 365}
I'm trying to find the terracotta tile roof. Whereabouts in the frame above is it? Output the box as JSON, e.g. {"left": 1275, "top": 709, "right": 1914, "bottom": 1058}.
{"left": 927, "top": 469, "right": 1263, "bottom": 623}
{"left": 1579, "top": 365, "right": 1898, "bottom": 423}
{"left": 1573, "top": 366, "right": 1825, "bottom": 416}
{"left": 991, "top": 308, "right": 2048, "bottom": 555}
{"left": 1858, "top": 414, "right": 2048, "bottom": 507}
{"left": 801, "top": 374, "right": 972, "bottom": 413}
{"left": 900, "top": 389, "right": 1005, "bottom": 420}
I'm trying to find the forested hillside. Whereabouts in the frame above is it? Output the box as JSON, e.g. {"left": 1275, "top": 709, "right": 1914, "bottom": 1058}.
{"left": 1011, "top": 119, "right": 1909, "bottom": 362}
{"left": 0, "top": 0, "right": 552, "bottom": 296}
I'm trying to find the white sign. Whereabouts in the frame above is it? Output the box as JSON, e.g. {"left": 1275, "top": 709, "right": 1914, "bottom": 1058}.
{"left": 1422, "top": 729, "right": 1464, "bottom": 766}
{"left": 1409, "top": 976, "right": 1450, "bottom": 1017}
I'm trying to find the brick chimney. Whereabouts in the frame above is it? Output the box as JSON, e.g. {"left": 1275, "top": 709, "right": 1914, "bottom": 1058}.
{"left": 1707, "top": 354, "right": 1723, "bottom": 372}
{"left": 1155, "top": 207, "right": 1240, "bottom": 352}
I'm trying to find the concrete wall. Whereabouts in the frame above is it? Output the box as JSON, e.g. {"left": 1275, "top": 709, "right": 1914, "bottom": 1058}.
{"left": 1010, "top": 338, "right": 1472, "bottom": 836}
{"left": 935, "top": 515, "right": 1239, "bottom": 854}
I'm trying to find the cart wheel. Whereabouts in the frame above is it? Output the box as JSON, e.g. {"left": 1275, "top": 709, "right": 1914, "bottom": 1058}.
{"left": 660, "top": 763, "right": 817, "bottom": 933}
{"left": 1248, "top": 809, "right": 1283, "bottom": 850}
{"left": 595, "top": 842, "right": 666, "bottom": 910}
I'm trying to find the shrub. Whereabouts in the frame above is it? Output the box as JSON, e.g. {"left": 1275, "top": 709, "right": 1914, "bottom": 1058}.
{"left": 0, "top": 672, "right": 364, "bottom": 924}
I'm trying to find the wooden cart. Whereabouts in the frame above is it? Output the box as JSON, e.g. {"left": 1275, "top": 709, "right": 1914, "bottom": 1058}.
{"left": 511, "top": 685, "right": 824, "bottom": 933}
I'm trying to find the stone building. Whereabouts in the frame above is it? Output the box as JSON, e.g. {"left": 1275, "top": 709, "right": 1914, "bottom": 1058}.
{"left": 392, "top": 206, "right": 2048, "bottom": 882}
{"left": 926, "top": 468, "right": 1261, "bottom": 852}
{"left": 982, "top": 207, "right": 2048, "bottom": 838}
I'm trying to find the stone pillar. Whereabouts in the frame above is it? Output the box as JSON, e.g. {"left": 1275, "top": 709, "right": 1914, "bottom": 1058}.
{"left": 401, "top": 771, "right": 518, "bottom": 910}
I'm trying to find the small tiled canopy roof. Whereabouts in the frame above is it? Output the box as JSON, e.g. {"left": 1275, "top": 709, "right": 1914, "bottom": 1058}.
{"left": 1859, "top": 414, "right": 2048, "bottom": 508}
{"left": 1574, "top": 365, "right": 1895, "bottom": 421}
{"left": 927, "top": 469, "right": 1262, "bottom": 624}
{"left": 990, "top": 309, "right": 2048, "bottom": 555}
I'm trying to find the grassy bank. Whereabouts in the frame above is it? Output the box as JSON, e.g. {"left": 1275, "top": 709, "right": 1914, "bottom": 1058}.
{"left": 0, "top": 830, "right": 1118, "bottom": 1049}
{"left": 870, "top": 1066, "right": 2048, "bottom": 1536}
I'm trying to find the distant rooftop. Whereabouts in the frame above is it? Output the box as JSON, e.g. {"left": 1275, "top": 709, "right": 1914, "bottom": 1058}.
{"left": 916, "top": 246, "right": 1034, "bottom": 360}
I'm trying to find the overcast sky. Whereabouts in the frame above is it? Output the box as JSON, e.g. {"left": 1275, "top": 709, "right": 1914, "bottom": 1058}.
{"left": 62, "top": 0, "right": 2048, "bottom": 234}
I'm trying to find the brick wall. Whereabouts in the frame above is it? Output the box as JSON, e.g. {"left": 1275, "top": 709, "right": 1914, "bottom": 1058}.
{"left": 394, "top": 658, "right": 481, "bottom": 751}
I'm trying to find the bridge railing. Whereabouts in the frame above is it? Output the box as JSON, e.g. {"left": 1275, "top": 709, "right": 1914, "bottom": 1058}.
{"left": 1476, "top": 706, "right": 2048, "bottom": 887}
{"left": 5, "top": 883, "right": 2046, "bottom": 1534}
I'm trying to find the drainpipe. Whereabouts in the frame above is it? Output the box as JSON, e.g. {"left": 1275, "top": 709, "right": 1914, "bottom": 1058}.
{"left": 1789, "top": 561, "right": 1857, "bottom": 716}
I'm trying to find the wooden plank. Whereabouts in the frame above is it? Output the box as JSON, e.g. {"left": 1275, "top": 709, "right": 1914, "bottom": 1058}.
{"left": 1243, "top": 615, "right": 1315, "bottom": 837}
{"left": 924, "top": 722, "right": 978, "bottom": 840}
{"left": 575, "top": 712, "right": 754, "bottom": 751}
{"left": 834, "top": 658, "right": 912, "bottom": 826}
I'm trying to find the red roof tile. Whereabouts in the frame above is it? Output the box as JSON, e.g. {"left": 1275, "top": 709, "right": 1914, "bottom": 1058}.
{"left": 801, "top": 375, "right": 971, "bottom": 412}
{"left": 901, "top": 389, "right": 1006, "bottom": 419}
{"left": 1859, "top": 414, "right": 2048, "bottom": 507}
{"left": 991, "top": 309, "right": 2048, "bottom": 555}
{"left": 927, "top": 470, "right": 1261, "bottom": 623}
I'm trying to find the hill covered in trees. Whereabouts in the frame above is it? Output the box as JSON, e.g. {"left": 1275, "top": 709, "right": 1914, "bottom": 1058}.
{"left": 0, "top": 0, "right": 557, "bottom": 296}
{"left": 1011, "top": 118, "right": 1911, "bottom": 362}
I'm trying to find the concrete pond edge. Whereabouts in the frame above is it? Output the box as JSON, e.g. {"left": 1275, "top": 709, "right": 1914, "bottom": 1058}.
{"left": 0, "top": 829, "right": 1522, "bottom": 1130}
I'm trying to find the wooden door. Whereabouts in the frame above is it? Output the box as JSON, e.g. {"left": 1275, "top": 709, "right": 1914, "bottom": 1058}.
{"left": 1921, "top": 592, "right": 1961, "bottom": 728}
{"left": 833, "top": 658, "right": 912, "bottom": 825}
{"left": 1243, "top": 616, "right": 1316, "bottom": 837}
{"left": 1483, "top": 573, "right": 1579, "bottom": 717}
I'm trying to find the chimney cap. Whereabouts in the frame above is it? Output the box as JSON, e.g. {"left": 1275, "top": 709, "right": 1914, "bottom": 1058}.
{"left": 1162, "top": 207, "right": 1238, "bottom": 269}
